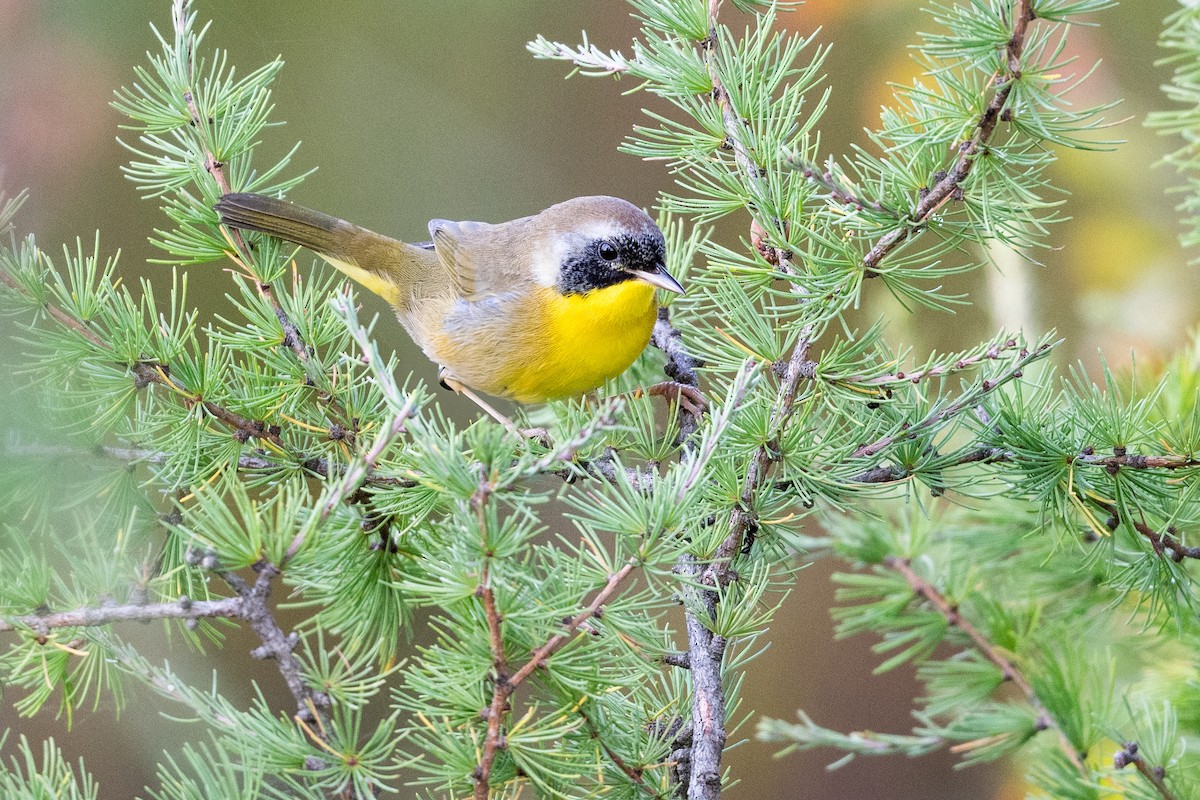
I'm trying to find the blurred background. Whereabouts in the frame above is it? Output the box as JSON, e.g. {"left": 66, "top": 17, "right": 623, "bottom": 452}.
{"left": 0, "top": 0, "right": 1191, "bottom": 797}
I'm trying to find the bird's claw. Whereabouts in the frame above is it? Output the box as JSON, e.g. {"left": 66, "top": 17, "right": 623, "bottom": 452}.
{"left": 644, "top": 381, "right": 707, "bottom": 419}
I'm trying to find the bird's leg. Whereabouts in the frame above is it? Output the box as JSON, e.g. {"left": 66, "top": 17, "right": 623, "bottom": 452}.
{"left": 438, "top": 370, "right": 517, "bottom": 431}
{"left": 640, "top": 381, "right": 707, "bottom": 419}
{"left": 438, "top": 369, "right": 549, "bottom": 444}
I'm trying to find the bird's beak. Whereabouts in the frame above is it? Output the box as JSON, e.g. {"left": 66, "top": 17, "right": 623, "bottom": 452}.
{"left": 632, "top": 263, "right": 685, "bottom": 294}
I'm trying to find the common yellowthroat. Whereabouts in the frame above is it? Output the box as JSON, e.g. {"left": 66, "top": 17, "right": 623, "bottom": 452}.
{"left": 214, "top": 193, "right": 684, "bottom": 407}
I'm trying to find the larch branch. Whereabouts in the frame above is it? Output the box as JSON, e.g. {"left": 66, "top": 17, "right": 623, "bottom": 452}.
{"left": 1114, "top": 742, "right": 1181, "bottom": 800}
{"left": 173, "top": 0, "right": 309, "bottom": 365}
{"left": 861, "top": 0, "right": 1036, "bottom": 277}
{"left": 0, "top": 596, "right": 243, "bottom": 634}
{"left": 884, "top": 555, "right": 1089, "bottom": 776}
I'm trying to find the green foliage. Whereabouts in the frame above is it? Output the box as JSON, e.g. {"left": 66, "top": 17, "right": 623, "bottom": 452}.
{"left": 1, "top": 1, "right": 1198, "bottom": 799}
{"left": 1149, "top": 1, "right": 1200, "bottom": 259}
{"left": 0, "top": 733, "right": 98, "bottom": 800}
{"left": 144, "top": 741, "right": 264, "bottom": 800}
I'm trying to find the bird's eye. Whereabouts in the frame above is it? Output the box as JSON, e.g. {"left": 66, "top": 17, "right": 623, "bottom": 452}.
{"left": 597, "top": 241, "right": 619, "bottom": 262}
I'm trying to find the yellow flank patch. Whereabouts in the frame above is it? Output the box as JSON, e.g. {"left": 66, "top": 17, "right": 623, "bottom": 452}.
{"left": 504, "top": 281, "right": 657, "bottom": 403}
{"left": 319, "top": 254, "right": 403, "bottom": 306}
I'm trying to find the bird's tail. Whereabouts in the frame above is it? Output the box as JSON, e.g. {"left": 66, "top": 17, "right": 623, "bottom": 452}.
{"left": 215, "top": 193, "right": 351, "bottom": 253}
{"left": 214, "top": 192, "right": 429, "bottom": 306}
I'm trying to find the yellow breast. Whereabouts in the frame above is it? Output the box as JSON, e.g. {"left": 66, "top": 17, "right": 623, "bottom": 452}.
{"left": 502, "top": 281, "right": 657, "bottom": 402}
{"left": 415, "top": 280, "right": 658, "bottom": 403}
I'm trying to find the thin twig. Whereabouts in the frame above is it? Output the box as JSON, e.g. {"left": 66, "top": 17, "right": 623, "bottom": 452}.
{"left": 838, "top": 441, "right": 1195, "bottom": 489}
{"left": 672, "top": 363, "right": 757, "bottom": 504}
{"left": 172, "top": 0, "right": 310, "bottom": 365}
{"left": 4, "top": 441, "right": 419, "bottom": 489}
{"left": 518, "top": 398, "right": 626, "bottom": 483}
{"left": 703, "top": 0, "right": 795, "bottom": 277}
{"left": 834, "top": 338, "right": 1027, "bottom": 389}
{"left": 790, "top": 157, "right": 899, "bottom": 217}
{"left": 471, "top": 450, "right": 641, "bottom": 798}
{"left": 0, "top": 596, "right": 243, "bottom": 634}
{"left": 861, "top": 0, "right": 1037, "bottom": 277}
{"left": 884, "top": 555, "right": 1089, "bottom": 776}
{"left": 847, "top": 445, "right": 1012, "bottom": 485}
{"left": 473, "top": 545, "right": 640, "bottom": 799}
{"left": 1091, "top": 500, "right": 1200, "bottom": 562}
{"left": 131, "top": 361, "right": 287, "bottom": 449}
{"left": 1075, "top": 452, "right": 1200, "bottom": 471}
{"left": 506, "top": 561, "right": 639, "bottom": 691}
{"left": 282, "top": 394, "right": 420, "bottom": 563}
{"left": 0, "top": 267, "right": 108, "bottom": 349}
{"left": 1114, "top": 742, "right": 1181, "bottom": 800}
{"left": 850, "top": 339, "right": 1053, "bottom": 459}
{"left": 323, "top": 406, "right": 417, "bottom": 514}
{"left": 707, "top": 338, "right": 812, "bottom": 580}
{"left": 662, "top": 651, "right": 690, "bottom": 669}
{"left": 475, "top": 482, "right": 509, "bottom": 800}
{"left": 579, "top": 709, "right": 656, "bottom": 793}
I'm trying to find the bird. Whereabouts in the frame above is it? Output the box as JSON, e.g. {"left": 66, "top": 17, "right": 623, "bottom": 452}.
{"left": 213, "top": 192, "right": 688, "bottom": 425}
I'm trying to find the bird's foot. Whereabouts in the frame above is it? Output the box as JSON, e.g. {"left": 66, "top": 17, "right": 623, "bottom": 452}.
{"left": 640, "top": 381, "right": 707, "bottom": 419}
